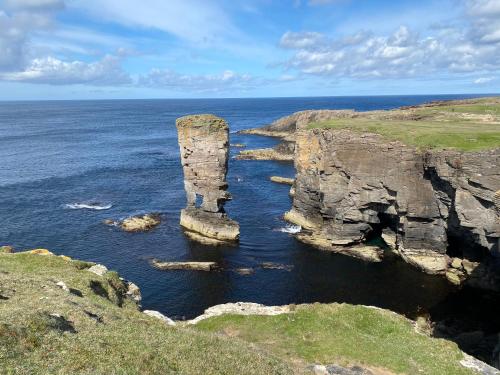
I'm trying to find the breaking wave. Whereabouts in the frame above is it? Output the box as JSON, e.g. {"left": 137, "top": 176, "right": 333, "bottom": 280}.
{"left": 275, "top": 224, "right": 301, "bottom": 234}
{"left": 64, "top": 202, "right": 113, "bottom": 211}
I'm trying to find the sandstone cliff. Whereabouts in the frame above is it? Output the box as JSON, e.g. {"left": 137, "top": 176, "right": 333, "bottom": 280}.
{"left": 286, "top": 128, "right": 499, "bottom": 278}
{"left": 176, "top": 114, "right": 239, "bottom": 244}
{"left": 244, "top": 98, "right": 500, "bottom": 288}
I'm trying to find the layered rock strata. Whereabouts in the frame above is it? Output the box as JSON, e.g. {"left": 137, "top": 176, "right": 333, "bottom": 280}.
{"left": 176, "top": 114, "right": 239, "bottom": 244}
{"left": 285, "top": 126, "right": 499, "bottom": 276}
{"left": 237, "top": 110, "right": 351, "bottom": 161}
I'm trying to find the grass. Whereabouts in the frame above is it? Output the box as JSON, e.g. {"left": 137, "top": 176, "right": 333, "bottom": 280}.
{"left": 0, "top": 251, "right": 477, "bottom": 374}
{"left": 309, "top": 98, "right": 500, "bottom": 152}
{"left": 196, "top": 304, "right": 475, "bottom": 375}
{"left": 0, "top": 253, "right": 290, "bottom": 375}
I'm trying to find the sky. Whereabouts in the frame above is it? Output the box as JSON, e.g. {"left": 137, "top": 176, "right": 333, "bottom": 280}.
{"left": 0, "top": 0, "right": 499, "bottom": 100}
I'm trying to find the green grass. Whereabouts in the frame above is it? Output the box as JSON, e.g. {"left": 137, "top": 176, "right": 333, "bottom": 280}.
{"left": 196, "top": 304, "right": 475, "bottom": 375}
{"left": 309, "top": 99, "right": 500, "bottom": 151}
{"left": 0, "top": 253, "right": 290, "bottom": 375}
{"left": 0, "top": 252, "right": 478, "bottom": 374}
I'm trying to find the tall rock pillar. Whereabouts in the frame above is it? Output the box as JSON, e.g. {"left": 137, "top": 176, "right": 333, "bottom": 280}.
{"left": 176, "top": 114, "right": 239, "bottom": 245}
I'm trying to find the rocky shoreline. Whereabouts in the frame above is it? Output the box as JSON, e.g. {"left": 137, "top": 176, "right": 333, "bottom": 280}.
{"left": 241, "top": 98, "right": 500, "bottom": 292}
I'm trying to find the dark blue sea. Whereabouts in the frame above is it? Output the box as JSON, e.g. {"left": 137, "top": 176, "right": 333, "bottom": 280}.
{"left": 1, "top": 95, "right": 497, "bottom": 329}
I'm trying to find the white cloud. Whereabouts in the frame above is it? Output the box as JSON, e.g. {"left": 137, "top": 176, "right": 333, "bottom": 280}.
{"left": 0, "top": 0, "right": 62, "bottom": 71}
{"left": 279, "top": 1, "right": 500, "bottom": 80}
{"left": 138, "top": 69, "right": 259, "bottom": 92}
{"left": 474, "top": 76, "right": 494, "bottom": 84}
{"left": 0, "top": 55, "right": 131, "bottom": 85}
{"left": 280, "top": 31, "right": 325, "bottom": 49}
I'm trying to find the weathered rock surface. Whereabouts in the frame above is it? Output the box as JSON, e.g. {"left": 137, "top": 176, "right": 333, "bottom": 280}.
{"left": 311, "top": 364, "right": 374, "bottom": 375}
{"left": 143, "top": 310, "right": 176, "bottom": 326}
{"left": 240, "top": 109, "right": 356, "bottom": 142}
{"left": 151, "top": 259, "right": 217, "bottom": 271}
{"left": 286, "top": 126, "right": 499, "bottom": 277}
{"left": 0, "top": 245, "right": 14, "bottom": 253}
{"left": 187, "top": 302, "right": 290, "bottom": 324}
{"left": 116, "top": 213, "right": 161, "bottom": 232}
{"left": 235, "top": 145, "right": 294, "bottom": 161}
{"left": 270, "top": 176, "right": 295, "bottom": 185}
{"left": 176, "top": 114, "right": 240, "bottom": 244}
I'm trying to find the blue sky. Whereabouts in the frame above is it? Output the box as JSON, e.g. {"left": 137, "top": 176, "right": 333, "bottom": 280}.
{"left": 0, "top": 0, "right": 499, "bottom": 99}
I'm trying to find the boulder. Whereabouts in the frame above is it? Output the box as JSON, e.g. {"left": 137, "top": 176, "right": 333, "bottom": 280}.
{"left": 120, "top": 214, "right": 161, "bottom": 232}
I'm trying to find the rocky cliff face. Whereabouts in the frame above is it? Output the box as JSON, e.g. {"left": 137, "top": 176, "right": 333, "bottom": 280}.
{"left": 237, "top": 110, "right": 354, "bottom": 161}
{"left": 176, "top": 114, "right": 239, "bottom": 244}
{"left": 286, "top": 127, "right": 499, "bottom": 284}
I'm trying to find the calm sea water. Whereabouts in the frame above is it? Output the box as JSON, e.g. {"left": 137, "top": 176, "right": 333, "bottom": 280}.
{"left": 0, "top": 95, "right": 498, "bottom": 328}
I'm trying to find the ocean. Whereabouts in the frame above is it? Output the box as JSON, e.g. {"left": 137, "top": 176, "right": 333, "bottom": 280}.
{"left": 0, "top": 94, "right": 497, "bottom": 327}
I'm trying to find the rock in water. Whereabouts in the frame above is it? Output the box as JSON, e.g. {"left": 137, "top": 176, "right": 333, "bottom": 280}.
{"left": 269, "top": 176, "right": 295, "bottom": 185}
{"left": 176, "top": 114, "right": 239, "bottom": 244}
{"left": 120, "top": 214, "right": 161, "bottom": 232}
{"left": 150, "top": 259, "right": 217, "bottom": 271}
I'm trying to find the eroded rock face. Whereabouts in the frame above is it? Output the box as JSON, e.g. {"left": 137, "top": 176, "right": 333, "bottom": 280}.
{"left": 176, "top": 114, "right": 239, "bottom": 243}
{"left": 286, "top": 127, "right": 500, "bottom": 276}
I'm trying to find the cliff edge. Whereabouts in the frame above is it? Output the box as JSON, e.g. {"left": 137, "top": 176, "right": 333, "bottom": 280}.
{"left": 1, "top": 249, "right": 492, "bottom": 374}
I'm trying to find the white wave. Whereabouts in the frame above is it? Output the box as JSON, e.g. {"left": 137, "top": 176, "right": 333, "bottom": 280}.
{"left": 275, "top": 224, "right": 301, "bottom": 234}
{"left": 65, "top": 202, "right": 112, "bottom": 211}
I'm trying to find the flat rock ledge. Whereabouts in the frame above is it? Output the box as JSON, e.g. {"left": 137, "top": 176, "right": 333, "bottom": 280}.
{"left": 187, "top": 302, "right": 291, "bottom": 325}
{"left": 151, "top": 259, "right": 217, "bottom": 271}
{"left": 270, "top": 176, "right": 295, "bottom": 185}
{"left": 180, "top": 208, "right": 239, "bottom": 244}
{"left": 235, "top": 148, "right": 294, "bottom": 161}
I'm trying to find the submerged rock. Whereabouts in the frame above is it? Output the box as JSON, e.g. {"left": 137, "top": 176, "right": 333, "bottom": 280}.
{"left": 260, "top": 262, "right": 294, "bottom": 271}
{"left": 176, "top": 114, "right": 239, "bottom": 244}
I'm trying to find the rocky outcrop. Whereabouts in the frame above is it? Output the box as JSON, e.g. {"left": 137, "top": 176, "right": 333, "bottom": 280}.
{"left": 176, "top": 114, "right": 239, "bottom": 244}
{"left": 270, "top": 176, "right": 295, "bottom": 185}
{"left": 187, "top": 302, "right": 291, "bottom": 324}
{"left": 115, "top": 213, "right": 161, "bottom": 232}
{"left": 240, "top": 109, "right": 356, "bottom": 141}
{"left": 150, "top": 259, "right": 217, "bottom": 271}
{"left": 237, "top": 110, "right": 349, "bottom": 161}
{"left": 235, "top": 140, "right": 296, "bottom": 161}
{"left": 286, "top": 126, "right": 500, "bottom": 278}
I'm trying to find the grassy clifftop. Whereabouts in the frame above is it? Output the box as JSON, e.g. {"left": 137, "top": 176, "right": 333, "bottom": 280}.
{"left": 309, "top": 97, "right": 500, "bottom": 151}
{"left": 0, "top": 251, "right": 289, "bottom": 375}
{"left": 0, "top": 250, "right": 478, "bottom": 374}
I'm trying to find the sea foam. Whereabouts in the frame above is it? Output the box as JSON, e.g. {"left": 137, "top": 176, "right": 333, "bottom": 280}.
{"left": 65, "top": 202, "right": 112, "bottom": 211}
{"left": 275, "top": 224, "right": 301, "bottom": 234}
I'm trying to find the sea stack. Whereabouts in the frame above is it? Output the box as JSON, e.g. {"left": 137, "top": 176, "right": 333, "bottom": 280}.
{"left": 176, "top": 114, "right": 239, "bottom": 245}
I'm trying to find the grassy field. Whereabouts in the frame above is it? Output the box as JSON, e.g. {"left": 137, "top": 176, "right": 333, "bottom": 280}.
{"left": 0, "top": 251, "right": 477, "bottom": 374}
{"left": 309, "top": 97, "right": 500, "bottom": 151}
{"left": 196, "top": 304, "right": 474, "bottom": 375}
{"left": 0, "top": 252, "right": 289, "bottom": 375}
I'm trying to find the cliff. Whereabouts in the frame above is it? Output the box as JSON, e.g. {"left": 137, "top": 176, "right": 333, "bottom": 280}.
{"left": 286, "top": 128, "right": 499, "bottom": 277}
{"left": 0, "top": 249, "right": 492, "bottom": 374}
{"left": 245, "top": 97, "right": 500, "bottom": 287}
